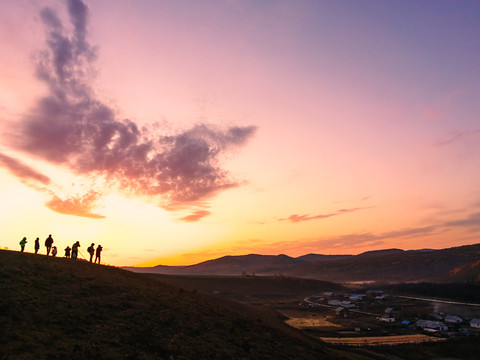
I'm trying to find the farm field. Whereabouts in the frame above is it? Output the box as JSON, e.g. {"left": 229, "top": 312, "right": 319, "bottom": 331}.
{"left": 284, "top": 314, "right": 343, "bottom": 330}
{"left": 319, "top": 334, "right": 446, "bottom": 346}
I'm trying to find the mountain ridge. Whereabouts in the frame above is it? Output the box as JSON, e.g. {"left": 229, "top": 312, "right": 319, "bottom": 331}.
{"left": 124, "top": 243, "right": 480, "bottom": 283}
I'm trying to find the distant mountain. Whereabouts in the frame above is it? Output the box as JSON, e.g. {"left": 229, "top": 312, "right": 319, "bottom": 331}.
{"left": 122, "top": 264, "right": 186, "bottom": 274}
{"left": 124, "top": 243, "right": 480, "bottom": 283}
{"left": 356, "top": 248, "right": 405, "bottom": 257}
{"left": 296, "top": 254, "right": 352, "bottom": 262}
{"left": 179, "top": 254, "right": 300, "bottom": 276}
{"left": 290, "top": 244, "right": 480, "bottom": 283}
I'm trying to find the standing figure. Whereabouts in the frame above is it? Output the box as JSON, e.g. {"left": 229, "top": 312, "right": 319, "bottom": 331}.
{"left": 52, "top": 246, "right": 57, "bottom": 257}
{"left": 87, "top": 243, "right": 95, "bottom": 262}
{"left": 95, "top": 245, "right": 103, "bottom": 264}
{"left": 34, "top": 237, "right": 40, "bottom": 254}
{"left": 64, "top": 246, "right": 71, "bottom": 258}
{"left": 72, "top": 241, "right": 80, "bottom": 259}
{"left": 45, "top": 234, "right": 54, "bottom": 256}
{"left": 19, "top": 237, "right": 27, "bottom": 252}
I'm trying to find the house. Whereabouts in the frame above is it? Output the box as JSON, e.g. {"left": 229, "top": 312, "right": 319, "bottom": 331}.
{"left": 310, "top": 296, "right": 326, "bottom": 304}
{"left": 375, "top": 295, "right": 388, "bottom": 302}
{"left": 470, "top": 319, "right": 480, "bottom": 328}
{"left": 445, "top": 315, "right": 463, "bottom": 324}
{"left": 335, "top": 307, "right": 349, "bottom": 317}
{"left": 322, "top": 292, "right": 335, "bottom": 297}
{"left": 416, "top": 320, "right": 448, "bottom": 331}
{"left": 340, "top": 301, "right": 356, "bottom": 308}
{"left": 379, "top": 315, "right": 395, "bottom": 323}
{"left": 385, "top": 307, "right": 400, "bottom": 317}
{"left": 366, "top": 290, "right": 383, "bottom": 298}
{"left": 430, "top": 312, "right": 444, "bottom": 321}
{"left": 349, "top": 294, "right": 366, "bottom": 301}
{"left": 328, "top": 299, "right": 342, "bottom": 306}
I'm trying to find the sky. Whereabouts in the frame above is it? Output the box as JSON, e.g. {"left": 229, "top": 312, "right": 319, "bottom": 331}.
{"left": 1, "top": 0, "right": 479, "bottom": 267}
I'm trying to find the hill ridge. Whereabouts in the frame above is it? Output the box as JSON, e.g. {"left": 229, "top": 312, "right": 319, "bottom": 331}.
{"left": 125, "top": 243, "right": 480, "bottom": 283}
{"left": 0, "top": 249, "right": 341, "bottom": 359}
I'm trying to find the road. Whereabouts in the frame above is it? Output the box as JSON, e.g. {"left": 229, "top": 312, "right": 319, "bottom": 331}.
{"left": 396, "top": 295, "right": 480, "bottom": 307}
{"left": 303, "top": 297, "right": 379, "bottom": 316}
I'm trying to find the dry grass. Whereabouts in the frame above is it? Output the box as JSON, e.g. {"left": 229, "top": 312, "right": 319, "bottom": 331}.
{"left": 285, "top": 316, "right": 343, "bottom": 329}
{"left": 319, "top": 334, "right": 446, "bottom": 346}
{"left": 0, "top": 249, "right": 338, "bottom": 360}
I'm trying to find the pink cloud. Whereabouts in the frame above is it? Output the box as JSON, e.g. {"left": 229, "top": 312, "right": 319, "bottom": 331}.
{"left": 6, "top": 0, "right": 256, "bottom": 214}
{"left": 0, "top": 152, "right": 50, "bottom": 185}
{"left": 178, "top": 210, "right": 211, "bottom": 222}
{"left": 432, "top": 129, "right": 480, "bottom": 147}
{"left": 421, "top": 108, "right": 442, "bottom": 120}
{"left": 279, "top": 207, "right": 371, "bottom": 223}
{"left": 45, "top": 190, "right": 105, "bottom": 219}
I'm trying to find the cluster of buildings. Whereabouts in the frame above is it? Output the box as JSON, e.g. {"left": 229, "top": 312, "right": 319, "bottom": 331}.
{"left": 304, "top": 290, "right": 480, "bottom": 336}
{"left": 415, "top": 314, "right": 480, "bottom": 335}
{"left": 307, "top": 290, "right": 391, "bottom": 317}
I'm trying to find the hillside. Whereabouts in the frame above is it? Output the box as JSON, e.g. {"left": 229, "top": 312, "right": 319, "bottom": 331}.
{"left": 448, "top": 259, "right": 480, "bottom": 284}
{"left": 292, "top": 244, "right": 480, "bottom": 283}
{"left": 0, "top": 249, "right": 365, "bottom": 360}
{"left": 149, "top": 274, "right": 345, "bottom": 302}
{"left": 126, "top": 244, "right": 480, "bottom": 283}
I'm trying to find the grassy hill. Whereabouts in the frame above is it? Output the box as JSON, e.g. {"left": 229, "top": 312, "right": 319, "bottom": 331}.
{"left": 0, "top": 250, "right": 366, "bottom": 360}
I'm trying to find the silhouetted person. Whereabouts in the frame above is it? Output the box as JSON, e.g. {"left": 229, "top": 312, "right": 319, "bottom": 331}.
{"left": 34, "top": 237, "right": 40, "bottom": 254}
{"left": 95, "top": 245, "right": 103, "bottom": 264}
{"left": 19, "top": 237, "right": 27, "bottom": 252}
{"left": 64, "top": 246, "right": 71, "bottom": 258}
{"left": 87, "top": 243, "right": 95, "bottom": 262}
{"left": 52, "top": 246, "right": 57, "bottom": 257}
{"left": 45, "top": 234, "right": 54, "bottom": 255}
{"left": 72, "top": 241, "right": 80, "bottom": 259}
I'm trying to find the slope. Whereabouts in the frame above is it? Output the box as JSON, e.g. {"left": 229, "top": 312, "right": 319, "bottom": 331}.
{"left": 0, "top": 250, "right": 360, "bottom": 360}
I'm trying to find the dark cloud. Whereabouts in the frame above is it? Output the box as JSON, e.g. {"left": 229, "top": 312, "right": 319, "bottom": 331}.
{"left": 0, "top": 152, "right": 51, "bottom": 185}
{"left": 382, "top": 226, "right": 437, "bottom": 239}
{"left": 432, "top": 129, "right": 480, "bottom": 147}
{"left": 280, "top": 207, "right": 371, "bottom": 223}
{"left": 7, "top": 0, "right": 256, "bottom": 214}
{"left": 179, "top": 210, "right": 211, "bottom": 222}
{"left": 444, "top": 212, "right": 480, "bottom": 230}
{"left": 45, "top": 190, "right": 105, "bottom": 219}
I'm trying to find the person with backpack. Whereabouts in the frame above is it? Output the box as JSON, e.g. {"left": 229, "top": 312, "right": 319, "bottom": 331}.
{"left": 64, "top": 246, "right": 71, "bottom": 258}
{"left": 95, "top": 245, "right": 103, "bottom": 264}
{"left": 19, "top": 237, "right": 27, "bottom": 252}
{"left": 34, "top": 237, "right": 40, "bottom": 254}
{"left": 45, "top": 234, "right": 54, "bottom": 255}
{"left": 71, "top": 241, "right": 80, "bottom": 259}
{"left": 87, "top": 243, "right": 95, "bottom": 262}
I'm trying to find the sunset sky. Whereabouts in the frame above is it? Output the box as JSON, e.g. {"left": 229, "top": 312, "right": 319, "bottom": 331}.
{"left": 1, "top": 0, "right": 479, "bottom": 266}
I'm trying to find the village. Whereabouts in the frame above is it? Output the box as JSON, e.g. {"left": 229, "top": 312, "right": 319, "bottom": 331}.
{"left": 285, "top": 289, "right": 480, "bottom": 343}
